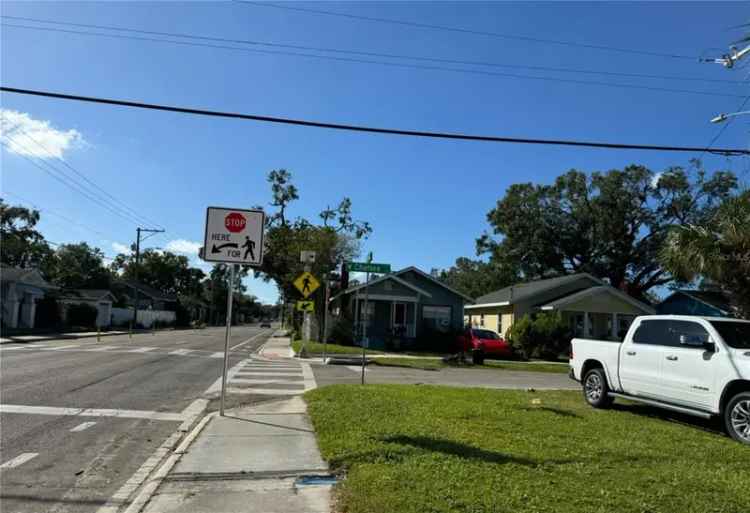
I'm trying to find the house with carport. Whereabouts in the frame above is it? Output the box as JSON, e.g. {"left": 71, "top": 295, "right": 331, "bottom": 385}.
{"left": 465, "top": 273, "right": 654, "bottom": 341}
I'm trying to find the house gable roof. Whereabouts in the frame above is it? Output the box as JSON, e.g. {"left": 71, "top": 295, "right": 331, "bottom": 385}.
{"left": 474, "top": 273, "right": 603, "bottom": 306}
{"left": 0, "top": 264, "right": 56, "bottom": 289}
{"left": 62, "top": 289, "right": 118, "bottom": 302}
{"left": 540, "top": 285, "right": 655, "bottom": 314}
{"left": 667, "top": 289, "right": 733, "bottom": 316}
{"left": 116, "top": 280, "right": 177, "bottom": 302}
{"left": 334, "top": 273, "right": 432, "bottom": 300}
{"left": 394, "top": 267, "right": 474, "bottom": 302}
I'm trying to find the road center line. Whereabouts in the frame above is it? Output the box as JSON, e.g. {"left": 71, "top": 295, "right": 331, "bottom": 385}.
{"left": 70, "top": 421, "right": 97, "bottom": 432}
{"left": 0, "top": 453, "right": 38, "bottom": 469}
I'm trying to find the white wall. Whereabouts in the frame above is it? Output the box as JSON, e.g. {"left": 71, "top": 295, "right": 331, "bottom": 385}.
{"left": 111, "top": 307, "right": 176, "bottom": 328}
{"left": 60, "top": 299, "right": 112, "bottom": 328}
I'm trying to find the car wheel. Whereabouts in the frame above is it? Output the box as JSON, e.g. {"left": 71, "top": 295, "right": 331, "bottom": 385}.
{"left": 583, "top": 368, "right": 613, "bottom": 409}
{"left": 472, "top": 350, "right": 485, "bottom": 365}
{"left": 724, "top": 392, "right": 750, "bottom": 445}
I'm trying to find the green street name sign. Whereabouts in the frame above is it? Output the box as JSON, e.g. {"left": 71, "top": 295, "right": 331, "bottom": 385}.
{"left": 347, "top": 262, "right": 391, "bottom": 274}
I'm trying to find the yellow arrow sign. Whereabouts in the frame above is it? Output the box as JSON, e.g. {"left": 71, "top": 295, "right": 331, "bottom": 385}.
{"left": 293, "top": 271, "right": 320, "bottom": 298}
{"left": 296, "top": 300, "right": 315, "bottom": 312}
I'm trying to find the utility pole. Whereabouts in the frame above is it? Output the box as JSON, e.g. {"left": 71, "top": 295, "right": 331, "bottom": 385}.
{"left": 132, "top": 227, "right": 165, "bottom": 329}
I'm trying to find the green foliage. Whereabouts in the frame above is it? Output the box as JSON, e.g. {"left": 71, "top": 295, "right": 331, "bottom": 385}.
{"left": 111, "top": 249, "right": 205, "bottom": 297}
{"left": 433, "top": 257, "right": 518, "bottom": 299}
{"left": 306, "top": 385, "right": 748, "bottom": 513}
{"left": 478, "top": 162, "right": 737, "bottom": 300}
{"left": 507, "top": 314, "right": 534, "bottom": 357}
{"left": 660, "top": 191, "right": 750, "bottom": 318}
{"left": 66, "top": 303, "right": 98, "bottom": 328}
{"left": 0, "top": 199, "right": 54, "bottom": 272}
{"left": 507, "top": 312, "right": 570, "bottom": 360}
{"left": 330, "top": 315, "right": 354, "bottom": 345}
{"left": 49, "top": 242, "right": 112, "bottom": 289}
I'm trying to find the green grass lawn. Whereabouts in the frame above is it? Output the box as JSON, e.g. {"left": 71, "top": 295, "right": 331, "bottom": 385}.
{"left": 291, "top": 340, "right": 383, "bottom": 355}
{"left": 305, "top": 385, "right": 748, "bottom": 513}
{"left": 372, "top": 357, "right": 569, "bottom": 374}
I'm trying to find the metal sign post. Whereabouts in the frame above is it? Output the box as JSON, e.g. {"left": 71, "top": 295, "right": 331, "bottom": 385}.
{"left": 322, "top": 278, "right": 330, "bottom": 363}
{"left": 201, "top": 206, "right": 265, "bottom": 418}
{"left": 220, "top": 264, "right": 235, "bottom": 417}
{"left": 361, "top": 252, "right": 373, "bottom": 385}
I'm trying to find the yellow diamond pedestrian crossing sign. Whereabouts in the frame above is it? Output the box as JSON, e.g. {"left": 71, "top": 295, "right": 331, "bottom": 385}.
{"left": 293, "top": 271, "right": 320, "bottom": 298}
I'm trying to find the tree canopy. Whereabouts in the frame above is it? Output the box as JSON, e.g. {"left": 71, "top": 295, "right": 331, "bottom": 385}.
{"left": 434, "top": 257, "right": 518, "bottom": 299}
{"left": 477, "top": 162, "right": 737, "bottom": 300}
{"left": 48, "top": 242, "right": 112, "bottom": 290}
{"left": 0, "top": 199, "right": 54, "bottom": 271}
{"left": 111, "top": 249, "right": 205, "bottom": 297}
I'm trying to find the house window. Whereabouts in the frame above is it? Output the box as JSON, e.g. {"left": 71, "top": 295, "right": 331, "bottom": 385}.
{"left": 423, "top": 305, "right": 452, "bottom": 333}
{"left": 479, "top": 314, "right": 485, "bottom": 327}
{"left": 358, "top": 302, "right": 375, "bottom": 325}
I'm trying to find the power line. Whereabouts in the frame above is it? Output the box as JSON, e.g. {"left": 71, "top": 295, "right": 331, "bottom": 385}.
{"left": 6, "top": 124, "right": 164, "bottom": 230}
{"left": 1, "top": 16, "right": 740, "bottom": 85}
{"left": 2, "top": 190, "right": 111, "bottom": 239}
{"left": 238, "top": 1, "right": 698, "bottom": 61}
{"left": 0, "top": 139, "right": 152, "bottom": 227}
{"left": 698, "top": 94, "right": 750, "bottom": 162}
{"left": 1, "top": 23, "right": 743, "bottom": 100}
{"left": 2, "top": 86, "right": 748, "bottom": 155}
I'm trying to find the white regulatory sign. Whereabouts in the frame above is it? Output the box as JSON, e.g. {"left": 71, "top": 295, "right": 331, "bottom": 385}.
{"left": 202, "top": 207, "right": 265, "bottom": 265}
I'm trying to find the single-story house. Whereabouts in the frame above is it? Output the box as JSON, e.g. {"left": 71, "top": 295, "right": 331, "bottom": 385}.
{"left": 330, "top": 266, "right": 473, "bottom": 349}
{"left": 114, "top": 281, "right": 178, "bottom": 311}
{"left": 465, "top": 273, "right": 655, "bottom": 341}
{"left": 0, "top": 264, "right": 57, "bottom": 329}
{"left": 58, "top": 289, "right": 118, "bottom": 328}
{"left": 657, "top": 289, "right": 736, "bottom": 318}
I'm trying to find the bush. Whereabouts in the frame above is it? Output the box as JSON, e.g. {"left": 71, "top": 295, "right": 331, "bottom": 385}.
{"left": 330, "top": 316, "right": 354, "bottom": 345}
{"left": 507, "top": 314, "right": 534, "bottom": 359}
{"left": 35, "top": 296, "right": 61, "bottom": 329}
{"left": 507, "top": 312, "right": 571, "bottom": 360}
{"left": 66, "top": 303, "right": 98, "bottom": 328}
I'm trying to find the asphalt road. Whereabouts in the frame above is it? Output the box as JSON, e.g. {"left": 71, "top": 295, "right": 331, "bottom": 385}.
{"left": 0, "top": 325, "right": 276, "bottom": 513}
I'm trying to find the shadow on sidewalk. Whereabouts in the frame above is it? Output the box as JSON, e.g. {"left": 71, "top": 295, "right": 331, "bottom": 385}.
{"left": 223, "top": 414, "right": 315, "bottom": 434}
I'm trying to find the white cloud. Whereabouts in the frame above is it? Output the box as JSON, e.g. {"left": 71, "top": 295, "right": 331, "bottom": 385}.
{"left": 0, "top": 109, "right": 84, "bottom": 159}
{"left": 112, "top": 242, "right": 131, "bottom": 254}
{"left": 165, "top": 239, "right": 202, "bottom": 255}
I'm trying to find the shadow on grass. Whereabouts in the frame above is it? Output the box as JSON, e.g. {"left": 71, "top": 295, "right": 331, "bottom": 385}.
{"left": 519, "top": 406, "right": 582, "bottom": 418}
{"left": 380, "top": 435, "right": 538, "bottom": 466}
{"left": 611, "top": 402, "right": 726, "bottom": 438}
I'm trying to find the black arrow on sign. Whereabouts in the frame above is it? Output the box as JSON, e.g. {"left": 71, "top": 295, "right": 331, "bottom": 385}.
{"left": 212, "top": 242, "right": 239, "bottom": 254}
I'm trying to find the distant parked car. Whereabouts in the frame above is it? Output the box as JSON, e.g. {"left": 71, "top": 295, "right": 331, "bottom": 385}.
{"left": 457, "top": 327, "right": 512, "bottom": 364}
{"left": 260, "top": 321, "right": 272, "bottom": 328}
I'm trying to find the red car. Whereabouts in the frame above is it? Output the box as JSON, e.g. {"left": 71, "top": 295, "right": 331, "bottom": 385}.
{"left": 457, "top": 328, "right": 513, "bottom": 364}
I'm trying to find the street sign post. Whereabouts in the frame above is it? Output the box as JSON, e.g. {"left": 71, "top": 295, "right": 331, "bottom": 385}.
{"left": 201, "top": 207, "right": 265, "bottom": 417}
{"left": 293, "top": 271, "right": 320, "bottom": 298}
{"left": 347, "top": 262, "right": 391, "bottom": 274}
{"left": 203, "top": 207, "right": 265, "bottom": 265}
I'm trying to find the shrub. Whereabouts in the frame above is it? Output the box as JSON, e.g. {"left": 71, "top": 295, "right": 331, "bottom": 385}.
{"left": 330, "top": 316, "right": 354, "bottom": 345}
{"left": 507, "top": 314, "right": 534, "bottom": 359}
{"left": 66, "top": 303, "right": 98, "bottom": 328}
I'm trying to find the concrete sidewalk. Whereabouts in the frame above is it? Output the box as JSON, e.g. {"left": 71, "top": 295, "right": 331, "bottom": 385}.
{"left": 140, "top": 396, "right": 331, "bottom": 513}
{"left": 0, "top": 330, "right": 132, "bottom": 344}
{"left": 259, "top": 334, "right": 295, "bottom": 358}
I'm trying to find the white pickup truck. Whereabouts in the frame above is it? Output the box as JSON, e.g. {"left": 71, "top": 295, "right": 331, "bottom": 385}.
{"left": 570, "top": 315, "right": 750, "bottom": 445}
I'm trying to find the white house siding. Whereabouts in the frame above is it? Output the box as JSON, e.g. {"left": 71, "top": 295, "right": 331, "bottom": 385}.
{"left": 111, "top": 307, "right": 176, "bottom": 328}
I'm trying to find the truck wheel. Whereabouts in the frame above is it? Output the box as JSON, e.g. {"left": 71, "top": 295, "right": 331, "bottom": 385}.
{"left": 583, "top": 368, "right": 613, "bottom": 409}
{"left": 724, "top": 392, "right": 750, "bottom": 445}
{"left": 472, "top": 350, "right": 485, "bottom": 365}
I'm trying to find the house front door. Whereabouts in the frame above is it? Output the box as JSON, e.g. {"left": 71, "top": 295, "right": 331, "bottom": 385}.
{"left": 393, "top": 303, "right": 407, "bottom": 336}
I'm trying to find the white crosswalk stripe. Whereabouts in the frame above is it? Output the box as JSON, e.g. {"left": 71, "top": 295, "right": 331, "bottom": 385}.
{"left": 127, "top": 347, "right": 158, "bottom": 353}
{"left": 0, "top": 453, "right": 38, "bottom": 469}
{"left": 169, "top": 349, "right": 194, "bottom": 356}
{"left": 225, "top": 358, "right": 310, "bottom": 397}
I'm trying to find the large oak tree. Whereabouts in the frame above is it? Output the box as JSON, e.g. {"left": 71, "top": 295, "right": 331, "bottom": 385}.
{"left": 477, "top": 163, "right": 737, "bottom": 300}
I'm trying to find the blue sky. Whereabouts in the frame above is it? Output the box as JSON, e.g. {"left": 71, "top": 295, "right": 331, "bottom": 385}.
{"left": 1, "top": 1, "right": 748, "bottom": 304}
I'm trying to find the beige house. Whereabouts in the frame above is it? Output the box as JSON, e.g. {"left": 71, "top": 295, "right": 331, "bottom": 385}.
{"left": 465, "top": 273, "right": 655, "bottom": 341}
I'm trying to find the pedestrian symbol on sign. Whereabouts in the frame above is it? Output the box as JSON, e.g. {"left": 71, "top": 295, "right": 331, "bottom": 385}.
{"left": 242, "top": 236, "right": 255, "bottom": 261}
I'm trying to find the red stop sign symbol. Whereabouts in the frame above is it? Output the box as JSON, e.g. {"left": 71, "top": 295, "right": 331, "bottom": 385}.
{"left": 224, "top": 212, "right": 246, "bottom": 233}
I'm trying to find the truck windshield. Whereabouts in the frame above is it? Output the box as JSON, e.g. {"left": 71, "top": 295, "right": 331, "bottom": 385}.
{"left": 473, "top": 329, "right": 500, "bottom": 340}
{"left": 710, "top": 321, "right": 750, "bottom": 349}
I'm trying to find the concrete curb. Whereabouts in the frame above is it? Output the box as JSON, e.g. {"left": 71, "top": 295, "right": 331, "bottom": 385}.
{"left": 122, "top": 412, "right": 217, "bottom": 513}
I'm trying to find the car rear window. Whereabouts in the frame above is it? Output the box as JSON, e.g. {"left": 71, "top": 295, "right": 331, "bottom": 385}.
{"left": 473, "top": 329, "right": 500, "bottom": 340}
{"left": 709, "top": 321, "right": 750, "bottom": 349}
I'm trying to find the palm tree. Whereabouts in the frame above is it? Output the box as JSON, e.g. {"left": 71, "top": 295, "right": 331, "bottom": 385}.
{"left": 660, "top": 192, "right": 750, "bottom": 318}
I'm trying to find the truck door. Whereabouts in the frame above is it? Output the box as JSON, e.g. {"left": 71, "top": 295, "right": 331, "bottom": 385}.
{"left": 619, "top": 320, "right": 669, "bottom": 400}
{"left": 659, "top": 320, "right": 715, "bottom": 410}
